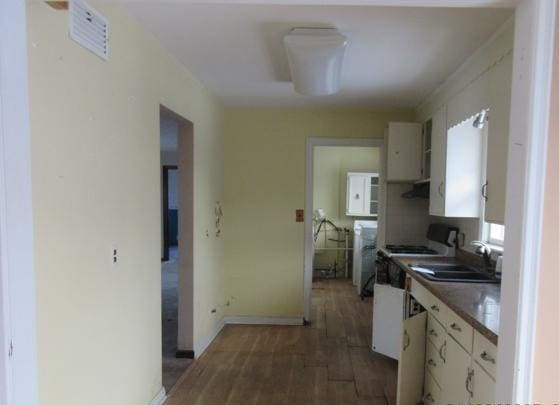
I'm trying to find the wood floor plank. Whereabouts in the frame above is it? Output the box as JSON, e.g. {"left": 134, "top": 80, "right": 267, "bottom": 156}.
{"left": 166, "top": 278, "right": 396, "bottom": 405}
{"left": 327, "top": 337, "right": 354, "bottom": 381}
{"left": 325, "top": 309, "right": 346, "bottom": 339}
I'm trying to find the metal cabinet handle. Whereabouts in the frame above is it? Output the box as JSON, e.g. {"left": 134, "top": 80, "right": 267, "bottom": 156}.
{"left": 355, "top": 193, "right": 360, "bottom": 199}
{"left": 450, "top": 322, "right": 462, "bottom": 332}
{"left": 480, "top": 351, "right": 496, "bottom": 364}
{"left": 465, "top": 368, "right": 474, "bottom": 397}
{"left": 428, "top": 329, "right": 438, "bottom": 337}
{"left": 430, "top": 304, "right": 440, "bottom": 312}
{"left": 439, "top": 341, "right": 447, "bottom": 362}
{"left": 428, "top": 359, "right": 437, "bottom": 367}
{"left": 424, "top": 393, "right": 434, "bottom": 403}
{"left": 482, "top": 181, "right": 488, "bottom": 201}
{"left": 438, "top": 181, "right": 444, "bottom": 197}
{"left": 403, "top": 330, "right": 410, "bottom": 351}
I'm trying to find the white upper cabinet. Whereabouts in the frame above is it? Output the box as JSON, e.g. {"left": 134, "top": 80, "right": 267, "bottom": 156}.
{"left": 429, "top": 55, "right": 512, "bottom": 221}
{"left": 429, "top": 106, "right": 447, "bottom": 216}
{"left": 386, "top": 122, "right": 423, "bottom": 182}
{"left": 429, "top": 108, "right": 483, "bottom": 218}
{"left": 485, "top": 53, "right": 513, "bottom": 224}
{"left": 346, "top": 172, "right": 379, "bottom": 217}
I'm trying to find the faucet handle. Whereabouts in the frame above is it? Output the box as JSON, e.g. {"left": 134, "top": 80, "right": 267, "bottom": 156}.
{"left": 471, "top": 240, "right": 492, "bottom": 256}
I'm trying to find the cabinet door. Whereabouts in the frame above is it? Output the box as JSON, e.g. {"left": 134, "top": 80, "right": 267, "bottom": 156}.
{"left": 444, "top": 117, "right": 483, "bottom": 218}
{"left": 396, "top": 311, "right": 427, "bottom": 405}
{"left": 429, "top": 105, "right": 447, "bottom": 216}
{"left": 440, "top": 336, "right": 471, "bottom": 405}
{"left": 387, "top": 123, "right": 422, "bottom": 182}
{"left": 485, "top": 53, "right": 513, "bottom": 224}
{"left": 471, "top": 361, "right": 496, "bottom": 404}
{"left": 372, "top": 284, "right": 405, "bottom": 360}
{"left": 346, "top": 174, "right": 368, "bottom": 215}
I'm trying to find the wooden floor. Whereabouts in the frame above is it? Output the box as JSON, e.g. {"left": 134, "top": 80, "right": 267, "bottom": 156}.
{"left": 165, "top": 278, "right": 398, "bottom": 405}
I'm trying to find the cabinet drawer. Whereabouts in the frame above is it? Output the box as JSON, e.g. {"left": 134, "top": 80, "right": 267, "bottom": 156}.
{"left": 446, "top": 309, "right": 473, "bottom": 353}
{"left": 427, "top": 294, "right": 448, "bottom": 325}
{"left": 410, "top": 280, "right": 448, "bottom": 324}
{"left": 471, "top": 361, "right": 496, "bottom": 403}
{"left": 410, "top": 279, "right": 429, "bottom": 309}
{"left": 473, "top": 330, "right": 498, "bottom": 378}
{"left": 424, "top": 369, "right": 442, "bottom": 405}
{"left": 427, "top": 313, "right": 445, "bottom": 349}
{"left": 425, "top": 341, "right": 443, "bottom": 385}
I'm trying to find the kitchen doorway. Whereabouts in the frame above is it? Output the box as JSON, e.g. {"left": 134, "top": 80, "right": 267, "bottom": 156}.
{"left": 304, "top": 138, "right": 386, "bottom": 322}
{"left": 159, "top": 106, "right": 194, "bottom": 393}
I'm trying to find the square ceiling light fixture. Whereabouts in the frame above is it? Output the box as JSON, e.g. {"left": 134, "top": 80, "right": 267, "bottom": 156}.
{"left": 283, "top": 28, "right": 348, "bottom": 96}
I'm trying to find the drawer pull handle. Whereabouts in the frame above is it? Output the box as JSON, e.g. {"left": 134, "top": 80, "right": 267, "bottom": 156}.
{"left": 450, "top": 322, "right": 462, "bottom": 332}
{"left": 424, "top": 393, "right": 434, "bottom": 403}
{"left": 403, "top": 330, "right": 410, "bottom": 351}
{"left": 439, "top": 341, "right": 447, "bottom": 362}
{"left": 480, "top": 351, "right": 496, "bottom": 364}
{"left": 466, "top": 368, "right": 474, "bottom": 397}
{"left": 428, "top": 329, "right": 438, "bottom": 337}
{"left": 428, "top": 359, "right": 437, "bottom": 367}
{"left": 430, "top": 305, "right": 440, "bottom": 312}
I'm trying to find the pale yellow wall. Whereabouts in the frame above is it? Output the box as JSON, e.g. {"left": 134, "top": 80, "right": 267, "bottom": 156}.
{"left": 313, "top": 146, "right": 380, "bottom": 226}
{"left": 532, "top": 5, "right": 559, "bottom": 401}
{"left": 27, "top": 2, "right": 224, "bottom": 404}
{"left": 223, "top": 108, "right": 413, "bottom": 317}
{"left": 312, "top": 147, "right": 379, "bottom": 268}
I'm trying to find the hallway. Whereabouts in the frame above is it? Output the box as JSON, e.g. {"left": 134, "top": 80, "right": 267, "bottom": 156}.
{"left": 165, "top": 279, "right": 397, "bottom": 404}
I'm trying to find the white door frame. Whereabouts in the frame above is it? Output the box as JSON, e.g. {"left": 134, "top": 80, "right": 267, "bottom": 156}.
{"left": 304, "top": 137, "right": 385, "bottom": 321}
{"left": 0, "top": 0, "right": 39, "bottom": 404}
{"left": 496, "top": 0, "right": 556, "bottom": 402}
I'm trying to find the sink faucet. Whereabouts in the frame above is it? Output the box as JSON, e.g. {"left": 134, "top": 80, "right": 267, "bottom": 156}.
{"left": 471, "top": 241, "right": 495, "bottom": 277}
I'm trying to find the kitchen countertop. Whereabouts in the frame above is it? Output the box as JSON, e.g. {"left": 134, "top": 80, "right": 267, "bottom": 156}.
{"left": 392, "top": 255, "right": 500, "bottom": 345}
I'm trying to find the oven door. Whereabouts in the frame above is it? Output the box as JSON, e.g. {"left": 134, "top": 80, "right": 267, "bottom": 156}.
{"left": 388, "top": 260, "right": 406, "bottom": 288}
{"left": 375, "top": 254, "right": 389, "bottom": 284}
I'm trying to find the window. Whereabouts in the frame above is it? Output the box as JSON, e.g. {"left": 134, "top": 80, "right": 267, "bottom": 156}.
{"left": 487, "top": 223, "right": 505, "bottom": 246}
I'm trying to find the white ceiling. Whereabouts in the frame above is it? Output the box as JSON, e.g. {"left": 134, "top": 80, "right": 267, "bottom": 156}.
{"left": 124, "top": 3, "right": 512, "bottom": 108}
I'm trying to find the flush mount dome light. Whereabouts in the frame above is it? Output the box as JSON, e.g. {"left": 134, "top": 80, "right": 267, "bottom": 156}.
{"left": 283, "top": 28, "right": 348, "bottom": 96}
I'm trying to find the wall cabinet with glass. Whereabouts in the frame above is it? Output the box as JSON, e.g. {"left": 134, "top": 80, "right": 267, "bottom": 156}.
{"left": 346, "top": 172, "right": 379, "bottom": 217}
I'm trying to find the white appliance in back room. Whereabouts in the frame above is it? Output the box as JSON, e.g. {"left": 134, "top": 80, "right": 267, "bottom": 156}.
{"left": 352, "top": 220, "right": 377, "bottom": 294}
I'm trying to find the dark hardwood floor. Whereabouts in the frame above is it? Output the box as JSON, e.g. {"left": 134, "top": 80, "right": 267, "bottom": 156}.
{"left": 165, "top": 278, "right": 398, "bottom": 404}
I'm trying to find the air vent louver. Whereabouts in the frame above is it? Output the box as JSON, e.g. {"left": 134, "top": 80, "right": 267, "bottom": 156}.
{"left": 69, "top": 0, "right": 108, "bottom": 60}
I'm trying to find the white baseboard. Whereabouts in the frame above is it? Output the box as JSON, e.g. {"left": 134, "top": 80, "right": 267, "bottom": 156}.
{"left": 148, "top": 387, "right": 166, "bottom": 405}
{"left": 224, "top": 315, "right": 304, "bottom": 326}
{"left": 194, "top": 317, "right": 225, "bottom": 359}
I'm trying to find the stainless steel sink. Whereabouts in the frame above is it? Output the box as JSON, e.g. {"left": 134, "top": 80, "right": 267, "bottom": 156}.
{"left": 410, "top": 263, "right": 500, "bottom": 283}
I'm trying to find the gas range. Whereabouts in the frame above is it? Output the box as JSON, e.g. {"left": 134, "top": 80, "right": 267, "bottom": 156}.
{"left": 378, "top": 244, "right": 440, "bottom": 257}
{"left": 376, "top": 224, "right": 459, "bottom": 288}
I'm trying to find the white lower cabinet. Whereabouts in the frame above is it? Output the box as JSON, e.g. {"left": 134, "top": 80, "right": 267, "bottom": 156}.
{"left": 470, "top": 361, "right": 496, "bottom": 403}
{"left": 399, "top": 280, "right": 498, "bottom": 405}
{"left": 424, "top": 371, "right": 442, "bottom": 405}
{"left": 441, "top": 336, "right": 471, "bottom": 404}
{"left": 396, "top": 311, "right": 427, "bottom": 405}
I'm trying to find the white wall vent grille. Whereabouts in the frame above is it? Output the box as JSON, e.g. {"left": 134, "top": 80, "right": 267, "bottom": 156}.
{"left": 69, "top": 0, "right": 108, "bottom": 60}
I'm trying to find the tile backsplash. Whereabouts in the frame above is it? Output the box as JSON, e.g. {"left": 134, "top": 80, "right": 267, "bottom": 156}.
{"left": 385, "top": 184, "right": 431, "bottom": 245}
{"left": 383, "top": 184, "right": 486, "bottom": 254}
